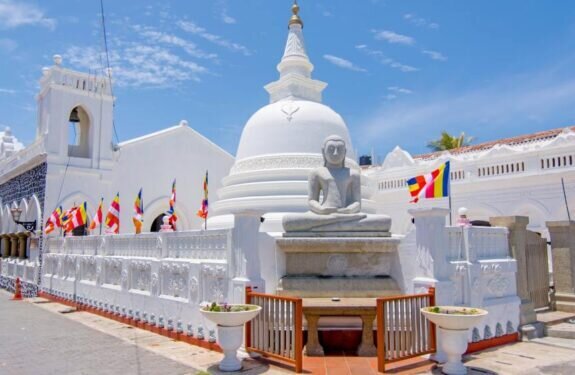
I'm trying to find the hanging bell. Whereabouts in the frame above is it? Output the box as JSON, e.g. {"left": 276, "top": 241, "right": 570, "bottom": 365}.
{"left": 69, "top": 107, "right": 80, "bottom": 123}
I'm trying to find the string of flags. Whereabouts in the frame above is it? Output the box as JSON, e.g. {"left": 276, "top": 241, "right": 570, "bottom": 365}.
{"left": 44, "top": 174, "right": 209, "bottom": 236}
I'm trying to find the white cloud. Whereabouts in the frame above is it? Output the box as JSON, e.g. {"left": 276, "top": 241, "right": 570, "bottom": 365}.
{"left": 388, "top": 86, "right": 413, "bottom": 94}
{"left": 0, "top": 0, "right": 56, "bottom": 30}
{"left": 422, "top": 49, "right": 447, "bottom": 61}
{"left": 323, "top": 54, "right": 366, "bottom": 72}
{"left": 65, "top": 42, "right": 209, "bottom": 88}
{"left": 0, "top": 88, "right": 16, "bottom": 94}
{"left": 384, "top": 94, "right": 397, "bottom": 100}
{"left": 177, "top": 20, "right": 250, "bottom": 56}
{"left": 132, "top": 25, "right": 218, "bottom": 61}
{"left": 356, "top": 65, "right": 575, "bottom": 151}
{"left": 222, "top": 14, "right": 236, "bottom": 24}
{"left": 404, "top": 13, "right": 439, "bottom": 29}
{"left": 372, "top": 30, "right": 414, "bottom": 45}
{"left": 217, "top": 0, "right": 236, "bottom": 24}
{"left": 356, "top": 45, "right": 418, "bottom": 73}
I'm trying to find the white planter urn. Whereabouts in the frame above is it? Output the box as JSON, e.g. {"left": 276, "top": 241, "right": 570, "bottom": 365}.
{"left": 421, "top": 306, "right": 488, "bottom": 375}
{"left": 200, "top": 304, "right": 262, "bottom": 372}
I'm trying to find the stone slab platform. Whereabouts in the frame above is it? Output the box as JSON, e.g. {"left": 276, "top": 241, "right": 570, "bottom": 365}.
{"left": 277, "top": 276, "right": 400, "bottom": 297}
{"left": 276, "top": 236, "right": 400, "bottom": 253}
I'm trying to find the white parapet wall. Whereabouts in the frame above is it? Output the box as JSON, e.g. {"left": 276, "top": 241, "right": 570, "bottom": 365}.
{"left": 40, "top": 230, "right": 239, "bottom": 339}
{"left": 408, "top": 208, "right": 521, "bottom": 345}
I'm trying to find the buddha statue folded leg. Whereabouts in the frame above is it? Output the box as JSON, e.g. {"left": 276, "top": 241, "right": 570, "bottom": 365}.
{"left": 283, "top": 212, "right": 367, "bottom": 232}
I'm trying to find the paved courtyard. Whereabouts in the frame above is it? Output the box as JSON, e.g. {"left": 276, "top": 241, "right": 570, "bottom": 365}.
{"left": 2, "top": 290, "right": 575, "bottom": 374}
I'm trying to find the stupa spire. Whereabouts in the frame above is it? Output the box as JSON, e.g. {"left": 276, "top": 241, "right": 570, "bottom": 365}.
{"left": 288, "top": 1, "right": 303, "bottom": 28}
{"left": 265, "top": 1, "right": 327, "bottom": 103}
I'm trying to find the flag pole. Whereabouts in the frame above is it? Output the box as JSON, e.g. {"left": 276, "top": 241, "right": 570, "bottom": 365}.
{"left": 562, "top": 177, "right": 571, "bottom": 221}
{"left": 448, "top": 168, "right": 453, "bottom": 226}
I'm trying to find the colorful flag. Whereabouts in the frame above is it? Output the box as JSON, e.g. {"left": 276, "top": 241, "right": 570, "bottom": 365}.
{"left": 105, "top": 193, "right": 120, "bottom": 234}
{"left": 89, "top": 198, "right": 104, "bottom": 231}
{"left": 44, "top": 206, "right": 62, "bottom": 234}
{"left": 166, "top": 179, "right": 178, "bottom": 228}
{"left": 407, "top": 161, "right": 450, "bottom": 203}
{"left": 70, "top": 202, "right": 88, "bottom": 230}
{"left": 133, "top": 188, "right": 144, "bottom": 234}
{"left": 196, "top": 170, "right": 209, "bottom": 220}
{"left": 61, "top": 206, "right": 76, "bottom": 234}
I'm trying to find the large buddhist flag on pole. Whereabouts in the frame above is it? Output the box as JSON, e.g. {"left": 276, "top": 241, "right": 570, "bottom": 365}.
{"left": 407, "top": 161, "right": 450, "bottom": 203}
{"left": 105, "top": 193, "right": 120, "bottom": 234}
{"left": 196, "top": 170, "right": 209, "bottom": 229}
{"left": 133, "top": 188, "right": 144, "bottom": 234}
{"left": 89, "top": 198, "right": 104, "bottom": 232}
{"left": 44, "top": 206, "right": 62, "bottom": 234}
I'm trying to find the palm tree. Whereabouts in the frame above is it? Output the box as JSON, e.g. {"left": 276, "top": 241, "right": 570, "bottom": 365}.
{"left": 427, "top": 131, "right": 474, "bottom": 152}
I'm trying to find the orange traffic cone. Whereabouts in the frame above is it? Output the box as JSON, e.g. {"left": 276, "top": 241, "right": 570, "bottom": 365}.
{"left": 12, "top": 277, "right": 23, "bottom": 301}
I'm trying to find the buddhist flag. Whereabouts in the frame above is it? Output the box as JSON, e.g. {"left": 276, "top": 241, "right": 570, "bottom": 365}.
{"left": 105, "top": 193, "right": 120, "bottom": 234}
{"left": 407, "top": 161, "right": 450, "bottom": 203}
{"left": 61, "top": 206, "right": 76, "bottom": 234}
{"left": 44, "top": 206, "right": 62, "bottom": 234}
{"left": 166, "top": 179, "right": 177, "bottom": 228}
{"left": 89, "top": 198, "right": 104, "bottom": 231}
{"left": 196, "top": 170, "right": 209, "bottom": 220}
{"left": 70, "top": 202, "right": 88, "bottom": 230}
{"left": 133, "top": 188, "right": 144, "bottom": 234}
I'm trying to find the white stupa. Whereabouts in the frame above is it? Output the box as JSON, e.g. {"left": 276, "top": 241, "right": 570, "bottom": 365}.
{"left": 212, "top": 2, "right": 373, "bottom": 230}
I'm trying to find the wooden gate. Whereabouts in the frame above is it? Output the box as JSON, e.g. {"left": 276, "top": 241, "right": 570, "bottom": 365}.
{"left": 526, "top": 231, "right": 551, "bottom": 309}
{"left": 376, "top": 288, "right": 436, "bottom": 373}
{"left": 245, "top": 287, "right": 303, "bottom": 373}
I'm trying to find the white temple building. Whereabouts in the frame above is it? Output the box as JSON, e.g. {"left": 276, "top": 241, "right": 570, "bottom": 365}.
{"left": 364, "top": 127, "right": 575, "bottom": 236}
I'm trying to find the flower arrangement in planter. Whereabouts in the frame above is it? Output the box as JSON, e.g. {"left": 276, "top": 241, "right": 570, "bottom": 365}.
{"left": 200, "top": 302, "right": 261, "bottom": 372}
{"left": 421, "top": 306, "right": 488, "bottom": 375}
{"left": 425, "top": 306, "right": 482, "bottom": 315}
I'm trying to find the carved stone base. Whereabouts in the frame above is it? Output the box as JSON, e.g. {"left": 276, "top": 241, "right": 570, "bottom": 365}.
{"left": 284, "top": 231, "right": 391, "bottom": 238}
{"left": 276, "top": 236, "right": 401, "bottom": 297}
{"left": 278, "top": 276, "right": 400, "bottom": 298}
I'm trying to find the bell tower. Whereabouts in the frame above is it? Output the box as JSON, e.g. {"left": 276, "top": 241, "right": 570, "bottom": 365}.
{"left": 36, "top": 54, "right": 115, "bottom": 170}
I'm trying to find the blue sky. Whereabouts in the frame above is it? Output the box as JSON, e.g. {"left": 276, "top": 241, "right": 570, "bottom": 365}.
{"left": 2, "top": 0, "right": 575, "bottom": 162}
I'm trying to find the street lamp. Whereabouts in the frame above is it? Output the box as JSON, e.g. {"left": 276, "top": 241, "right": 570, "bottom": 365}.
{"left": 10, "top": 208, "right": 37, "bottom": 233}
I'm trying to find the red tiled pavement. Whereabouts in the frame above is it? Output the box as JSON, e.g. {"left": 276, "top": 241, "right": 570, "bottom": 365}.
{"left": 300, "top": 352, "right": 436, "bottom": 375}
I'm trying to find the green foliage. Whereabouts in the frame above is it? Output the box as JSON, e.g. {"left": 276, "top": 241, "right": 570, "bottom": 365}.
{"left": 426, "top": 306, "right": 481, "bottom": 315}
{"left": 202, "top": 302, "right": 257, "bottom": 312}
{"left": 427, "top": 131, "right": 475, "bottom": 152}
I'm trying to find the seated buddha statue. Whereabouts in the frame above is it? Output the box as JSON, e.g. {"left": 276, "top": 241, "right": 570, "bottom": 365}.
{"left": 282, "top": 135, "right": 391, "bottom": 236}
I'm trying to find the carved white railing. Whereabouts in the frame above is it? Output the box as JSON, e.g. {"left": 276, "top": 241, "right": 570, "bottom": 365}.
{"left": 0, "top": 139, "right": 45, "bottom": 182}
{"left": 446, "top": 226, "right": 509, "bottom": 261}
{"left": 165, "top": 230, "right": 229, "bottom": 260}
{"left": 42, "top": 67, "right": 112, "bottom": 96}
{"left": 467, "top": 227, "right": 509, "bottom": 259}
{"left": 446, "top": 227, "right": 465, "bottom": 261}
{"left": 45, "top": 230, "right": 232, "bottom": 260}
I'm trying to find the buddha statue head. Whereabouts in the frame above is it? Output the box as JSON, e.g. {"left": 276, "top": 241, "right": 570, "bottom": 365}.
{"left": 322, "top": 135, "right": 346, "bottom": 168}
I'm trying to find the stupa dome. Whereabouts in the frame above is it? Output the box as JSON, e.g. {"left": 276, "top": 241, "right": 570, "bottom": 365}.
{"left": 236, "top": 99, "right": 354, "bottom": 161}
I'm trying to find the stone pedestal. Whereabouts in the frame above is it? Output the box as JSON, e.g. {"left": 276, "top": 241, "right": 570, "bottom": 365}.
{"left": 547, "top": 221, "right": 575, "bottom": 312}
{"left": 276, "top": 237, "right": 401, "bottom": 297}
{"left": 490, "top": 216, "right": 537, "bottom": 327}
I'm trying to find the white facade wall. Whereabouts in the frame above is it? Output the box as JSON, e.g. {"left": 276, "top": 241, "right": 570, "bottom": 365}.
{"left": 366, "top": 128, "right": 575, "bottom": 236}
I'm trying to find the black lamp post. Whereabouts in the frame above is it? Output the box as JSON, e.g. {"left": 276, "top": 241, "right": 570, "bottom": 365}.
{"left": 10, "top": 208, "right": 37, "bottom": 233}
